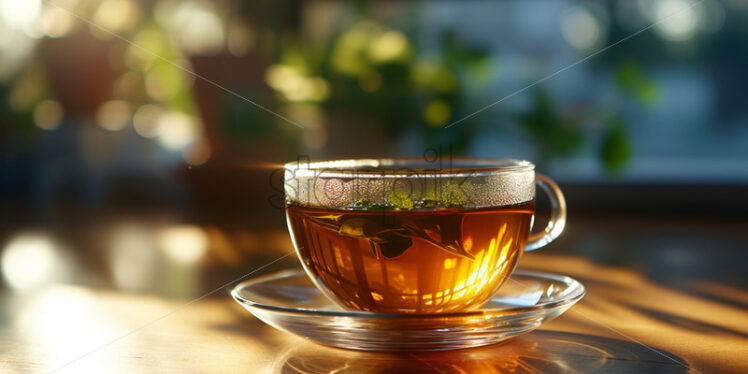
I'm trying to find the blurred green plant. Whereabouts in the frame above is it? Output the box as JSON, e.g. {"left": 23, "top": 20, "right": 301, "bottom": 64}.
{"left": 616, "top": 61, "right": 660, "bottom": 107}
{"left": 263, "top": 20, "right": 491, "bottom": 153}
{"left": 261, "top": 15, "right": 659, "bottom": 173}
{"left": 600, "top": 117, "right": 632, "bottom": 173}
{"left": 598, "top": 61, "right": 659, "bottom": 174}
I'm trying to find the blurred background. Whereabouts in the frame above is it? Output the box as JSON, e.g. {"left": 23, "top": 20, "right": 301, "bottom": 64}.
{"left": 1, "top": 0, "right": 746, "bottom": 299}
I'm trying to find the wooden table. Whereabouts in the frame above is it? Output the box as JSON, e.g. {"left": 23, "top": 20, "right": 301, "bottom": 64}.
{"left": 1, "top": 216, "right": 746, "bottom": 373}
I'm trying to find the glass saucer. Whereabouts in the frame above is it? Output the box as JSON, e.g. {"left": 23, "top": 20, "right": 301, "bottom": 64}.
{"left": 231, "top": 269, "right": 585, "bottom": 351}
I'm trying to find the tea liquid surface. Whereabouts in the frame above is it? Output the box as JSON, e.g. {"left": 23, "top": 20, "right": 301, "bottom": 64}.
{"left": 286, "top": 201, "right": 534, "bottom": 313}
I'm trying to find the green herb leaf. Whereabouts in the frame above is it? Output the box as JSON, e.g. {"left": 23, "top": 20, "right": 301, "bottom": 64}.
{"left": 388, "top": 189, "right": 414, "bottom": 209}
{"left": 601, "top": 119, "right": 632, "bottom": 174}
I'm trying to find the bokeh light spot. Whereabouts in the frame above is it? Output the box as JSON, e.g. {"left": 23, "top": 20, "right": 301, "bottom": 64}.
{"left": 182, "top": 139, "right": 211, "bottom": 166}
{"left": 158, "top": 225, "right": 208, "bottom": 264}
{"left": 424, "top": 100, "right": 452, "bottom": 127}
{"left": 133, "top": 104, "right": 164, "bottom": 138}
{"left": 93, "top": 0, "right": 141, "bottom": 33}
{"left": 96, "top": 100, "right": 133, "bottom": 131}
{"left": 173, "top": 1, "right": 225, "bottom": 55}
{"left": 369, "top": 30, "right": 410, "bottom": 63}
{"left": 654, "top": 0, "right": 698, "bottom": 41}
{"left": 1, "top": 0, "right": 41, "bottom": 30}
{"left": 145, "top": 64, "right": 184, "bottom": 101}
{"left": 561, "top": 6, "right": 601, "bottom": 50}
{"left": 35, "top": 6, "right": 75, "bottom": 38}
{"left": 227, "top": 19, "right": 255, "bottom": 57}
{"left": 33, "top": 100, "right": 64, "bottom": 130}
{"left": 157, "top": 110, "right": 197, "bottom": 149}
{"left": 2, "top": 234, "right": 57, "bottom": 290}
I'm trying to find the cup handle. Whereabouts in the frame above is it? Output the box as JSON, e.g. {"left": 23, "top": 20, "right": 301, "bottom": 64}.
{"left": 525, "top": 174, "right": 567, "bottom": 252}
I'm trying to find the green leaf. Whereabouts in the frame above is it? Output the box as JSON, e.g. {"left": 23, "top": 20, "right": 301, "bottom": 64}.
{"left": 601, "top": 120, "right": 632, "bottom": 173}
{"left": 636, "top": 80, "right": 660, "bottom": 106}
{"left": 442, "top": 181, "right": 466, "bottom": 207}
{"left": 339, "top": 218, "right": 390, "bottom": 238}
{"left": 616, "top": 61, "right": 659, "bottom": 107}
{"left": 388, "top": 189, "right": 414, "bottom": 209}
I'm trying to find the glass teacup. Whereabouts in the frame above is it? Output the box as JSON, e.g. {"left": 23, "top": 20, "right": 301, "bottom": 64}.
{"left": 284, "top": 158, "right": 566, "bottom": 314}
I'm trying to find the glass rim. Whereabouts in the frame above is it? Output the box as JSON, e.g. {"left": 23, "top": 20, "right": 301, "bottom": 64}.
{"left": 284, "top": 157, "right": 535, "bottom": 178}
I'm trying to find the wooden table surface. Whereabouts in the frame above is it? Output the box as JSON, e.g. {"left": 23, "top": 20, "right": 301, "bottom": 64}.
{"left": 1, "top": 216, "right": 746, "bottom": 373}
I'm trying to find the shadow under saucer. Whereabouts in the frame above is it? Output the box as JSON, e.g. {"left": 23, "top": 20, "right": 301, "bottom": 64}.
{"left": 275, "top": 330, "right": 692, "bottom": 374}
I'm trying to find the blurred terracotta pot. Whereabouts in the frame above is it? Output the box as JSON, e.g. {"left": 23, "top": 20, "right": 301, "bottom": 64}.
{"left": 39, "top": 33, "right": 115, "bottom": 120}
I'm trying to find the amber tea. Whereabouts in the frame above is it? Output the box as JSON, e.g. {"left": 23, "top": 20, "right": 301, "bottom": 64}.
{"left": 287, "top": 201, "right": 534, "bottom": 313}
{"left": 283, "top": 158, "right": 566, "bottom": 314}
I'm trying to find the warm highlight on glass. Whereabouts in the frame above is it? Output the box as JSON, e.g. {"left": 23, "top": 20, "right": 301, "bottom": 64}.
{"left": 284, "top": 158, "right": 566, "bottom": 314}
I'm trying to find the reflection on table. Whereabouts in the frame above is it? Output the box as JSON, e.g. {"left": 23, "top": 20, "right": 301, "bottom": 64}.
{"left": 278, "top": 330, "right": 689, "bottom": 374}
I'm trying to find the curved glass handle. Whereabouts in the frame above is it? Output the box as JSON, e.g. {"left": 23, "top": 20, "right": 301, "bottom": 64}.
{"left": 525, "top": 174, "right": 567, "bottom": 252}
